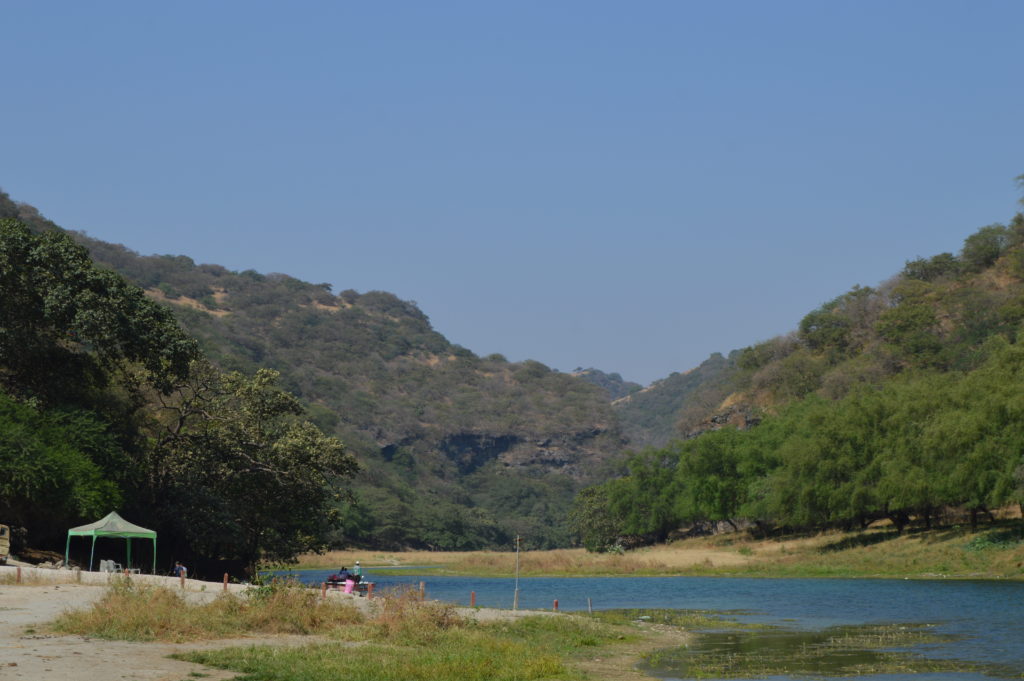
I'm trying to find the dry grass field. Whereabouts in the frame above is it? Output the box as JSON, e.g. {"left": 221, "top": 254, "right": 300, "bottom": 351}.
{"left": 297, "top": 520, "right": 1024, "bottom": 580}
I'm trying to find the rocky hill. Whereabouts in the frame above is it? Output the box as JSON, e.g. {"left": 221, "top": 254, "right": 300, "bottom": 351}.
{"left": 572, "top": 368, "right": 642, "bottom": 400}
{"left": 611, "top": 352, "right": 741, "bottom": 449}
{"left": 1, "top": 191, "right": 626, "bottom": 549}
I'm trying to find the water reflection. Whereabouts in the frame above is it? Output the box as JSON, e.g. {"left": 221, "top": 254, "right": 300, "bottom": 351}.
{"left": 641, "top": 622, "right": 1016, "bottom": 681}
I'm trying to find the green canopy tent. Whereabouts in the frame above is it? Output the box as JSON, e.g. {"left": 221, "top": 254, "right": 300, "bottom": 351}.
{"left": 64, "top": 512, "right": 157, "bottom": 573}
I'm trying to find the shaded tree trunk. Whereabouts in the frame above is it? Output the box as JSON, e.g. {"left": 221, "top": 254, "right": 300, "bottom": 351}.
{"left": 753, "top": 520, "right": 773, "bottom": 540}
{"left": 887, "top": 510, "right": 909, "bottom": 535}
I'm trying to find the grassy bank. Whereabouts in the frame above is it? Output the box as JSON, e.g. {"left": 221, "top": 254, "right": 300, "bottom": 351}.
{"left": 52, "top": 580, "right": 654, "bottom": 681}
{"left": 298, "top": 520, "right": 1024, "bottom": 580}
{"left": 179, "top": 614, "right": 637, "bottom": 681}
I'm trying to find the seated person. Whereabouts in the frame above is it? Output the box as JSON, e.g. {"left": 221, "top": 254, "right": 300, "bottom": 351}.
{"left": 326, "top": 567, "right": 350, "bottom": 587}
{"left": 343, "top": 573, "right": 357, "bottom": 594}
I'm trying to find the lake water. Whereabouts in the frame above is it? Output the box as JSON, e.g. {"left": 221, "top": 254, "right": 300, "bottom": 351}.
{"left": 279, "top": 569, "right": 1024, "bottom": 680}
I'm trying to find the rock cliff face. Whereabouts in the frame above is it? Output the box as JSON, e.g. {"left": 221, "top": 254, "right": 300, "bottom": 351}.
{"left": 388, "top": 424, "right": 622, "bottom": 481}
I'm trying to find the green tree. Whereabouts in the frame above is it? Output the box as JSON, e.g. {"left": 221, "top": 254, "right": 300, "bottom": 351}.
{"left": 876, "top": 280, "right": 943, "bottom": 367}
{"left": 148, "top": 363, "right": 358, "bottom": 571}
{"left": 568, "top": 486, "right": 623, "bottom": 552}
{"left": 799, "top": 300, "right": 852, "bottom": 356}
{"left": 605, "top": 452, "right": 680, "bottom": 544}
{"left": 960, "top": 224, "right": 1010, "bottom": 271}
{"left": 676, "top": 428, "right": 750, "bottom": 531}
{"left": 0, "top": 218, "right": 199, "bottom": 403}
{"left": 0, "top": 392, "right": 122, "bottom": 542}
{"left": 902, "top": 253, "right": 961, "bottom": 282}
{"left": 928, "top": 339, "right": 1024, "bottom": 528}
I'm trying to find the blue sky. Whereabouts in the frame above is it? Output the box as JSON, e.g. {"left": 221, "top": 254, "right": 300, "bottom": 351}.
{"left": 4, "top": 1, "right": 1023, "bottom": 384}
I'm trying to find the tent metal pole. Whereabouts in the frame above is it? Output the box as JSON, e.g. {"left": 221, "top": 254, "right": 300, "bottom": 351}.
{"left": 64, "top": 535, "right": 71, "bottom": 567}
{"left": 89, "top": 536, "right": 96, "bottom": 572}
{"left": 152, "top": 539, "right": 156, "bottom": 575}
{"left": 126, "top": 537, "right": 132, "bottom": 571}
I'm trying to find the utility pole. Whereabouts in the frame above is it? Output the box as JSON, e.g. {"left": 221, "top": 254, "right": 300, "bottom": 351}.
{"left": 513, "top": 534, "right": 520, "bottom": 611}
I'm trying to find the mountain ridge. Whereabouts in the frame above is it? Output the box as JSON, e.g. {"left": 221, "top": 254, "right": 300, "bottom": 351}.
{"left": 0, "top": 189, "right": 644, "bottom": 549}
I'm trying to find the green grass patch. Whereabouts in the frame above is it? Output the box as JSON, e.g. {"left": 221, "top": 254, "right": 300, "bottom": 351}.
{"left": 177, "top": 612, "right": 630, "bottom": 681}
{"left": 180, "top": 634, "right": 568, "bottom": 681}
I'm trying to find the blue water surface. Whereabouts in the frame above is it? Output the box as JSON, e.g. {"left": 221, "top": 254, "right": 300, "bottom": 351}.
{"left": 277, "top": 569, "right": 1024, "bottom": 678}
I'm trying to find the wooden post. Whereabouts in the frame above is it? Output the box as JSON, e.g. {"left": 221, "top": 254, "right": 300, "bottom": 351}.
{"left": 16, "top": 566, "right": 21, "bottom": 584}
{"left": 321, "top": 582, "right": 327, "bottom": 599}
{"left": 513, "top": 534, "right": 520, "bottom": 611}
{"left": 553, "top": 599, "right": 559, "bottom": 611}
{"left": 588, "top": 597, "right": 593, "bottom": 614}
{"left": 367, "top": 583, "right": 375, "bottom": 600}
{"left": 180, "top": 573, "right": 185, "bottom": 589}
{"left": 419, "top": 581, "right": 426, "bottom": 600}
{"left": 223, "top": 573, "right": 229, "bottom": 592}
{"left": 470, "top": 591, "right": 476, "bottom": 607}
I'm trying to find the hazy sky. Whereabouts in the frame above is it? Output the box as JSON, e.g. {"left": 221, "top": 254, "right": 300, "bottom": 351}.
{"left": 5, "top": 2, "right": 1023, "bottom": 384}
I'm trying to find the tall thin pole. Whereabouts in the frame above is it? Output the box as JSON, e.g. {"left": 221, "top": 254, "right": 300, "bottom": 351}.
{"left": 513, "top": 534, "right": 520, "bottom": 611}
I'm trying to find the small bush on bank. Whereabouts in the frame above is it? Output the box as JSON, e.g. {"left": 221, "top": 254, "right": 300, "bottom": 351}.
{"left": 368, "top": 585, "right": 462, "bottom": 644}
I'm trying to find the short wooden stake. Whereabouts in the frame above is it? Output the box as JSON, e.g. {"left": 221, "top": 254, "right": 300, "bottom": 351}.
{"left": 223, "top": 573, "right": 229, "bottom": 592}
{"left": 16, "top": 567, "right": 21, "bottom": 584}
{"left": 588, "top": 597, "right": 593, "bottom": 613}
{"left": 553, "top": 599, "right": 559, "bottom": 611}
{"left": 321, "top": 582, "right": 327, "bottom": 599}
{"left": 419, "top": 581, "right": 425, "bottom": 600}
{"left": 180, "top": 573, "right": 186, "bottom": 589}
{"left": 470, "top": 591, "right": 476, "bottom": 607}
{"left": 367, "top": 583, "right": 375, "bottom": 599}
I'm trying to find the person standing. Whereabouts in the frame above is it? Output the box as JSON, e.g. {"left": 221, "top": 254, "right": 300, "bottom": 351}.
{"left": 172, "top": 561, "right": 187, "bottom": 578}
{"left": 353, "top": 561, "right": 362, "bottom": 577}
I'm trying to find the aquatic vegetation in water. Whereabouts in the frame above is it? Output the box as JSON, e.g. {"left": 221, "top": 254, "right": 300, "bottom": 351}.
{"left": 587, "top": 608, "right": 771, "bottom": 630}
{"left": 640, "top": 622, "right": 1018, "bottom": 679}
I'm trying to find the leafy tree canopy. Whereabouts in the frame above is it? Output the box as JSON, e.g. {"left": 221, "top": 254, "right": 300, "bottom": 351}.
{"left": 0, "top": 218, "right": 199, "bottom": 403}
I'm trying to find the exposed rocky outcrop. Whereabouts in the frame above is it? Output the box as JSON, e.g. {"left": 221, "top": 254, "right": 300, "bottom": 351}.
{"left": 682, "top": 404, "right": 762, "bottom": 440}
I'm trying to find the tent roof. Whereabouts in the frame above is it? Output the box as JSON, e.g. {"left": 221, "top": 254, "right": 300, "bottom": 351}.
{"left": 67, "top": 511, "right": 156, "bottom": 539}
